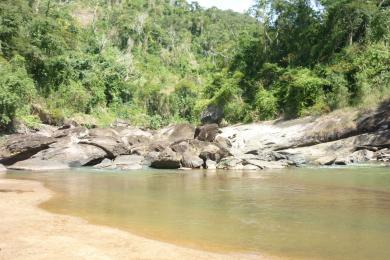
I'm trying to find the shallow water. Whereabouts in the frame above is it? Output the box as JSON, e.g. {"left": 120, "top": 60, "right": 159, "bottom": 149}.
{"left": 5, "top": 167, "right": 390, "bottom": 259}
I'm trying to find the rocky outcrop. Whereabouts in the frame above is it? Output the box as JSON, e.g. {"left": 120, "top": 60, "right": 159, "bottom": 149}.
{"left": 0, "top": 134, "right": 56, "bottom": 165}
{"left": 1, "top": 102, "right": 389, "bottom": 171}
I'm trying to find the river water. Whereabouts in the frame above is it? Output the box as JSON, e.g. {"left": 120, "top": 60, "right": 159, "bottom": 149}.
{"left": 5, "top": 166, "right": 390, "bottom": 259}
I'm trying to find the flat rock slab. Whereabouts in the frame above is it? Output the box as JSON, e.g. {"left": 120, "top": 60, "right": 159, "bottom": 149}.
{"left": 8, "top": 159, "right": 70, "bottom": 171}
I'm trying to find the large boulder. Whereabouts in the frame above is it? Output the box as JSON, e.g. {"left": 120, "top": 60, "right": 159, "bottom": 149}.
{"left": 151, "top": 147, "right": 182, "bottom": 169}
{"left": 79, "top": 136, "right": 129, "bottom": 158}
{"left": 111, "top": 155, "right": 145, "bottom": 170}
{"left": 154, "top": 123, "right": 196, "bottom": 143}
{"left": 200, "top": 105, "right": 224, "bottom": 125}
{"left": 181, "top": 152, "right": 204, "bottom": 169}
{"left": 0, "top": 134, "right": 56, "bottom": 165}
{"left": 31, "top": 142, "right": 107, "bottom": 167}
{"left": 8, "top": 159, "right": 70, "bottom": 171}
{"left": 195, "top": 124, "right": 220, "bottom": 142}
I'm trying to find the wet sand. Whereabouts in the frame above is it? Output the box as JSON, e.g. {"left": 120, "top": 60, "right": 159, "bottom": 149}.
{"left": 0, "top": 178, "right": 273, "bottom": 260}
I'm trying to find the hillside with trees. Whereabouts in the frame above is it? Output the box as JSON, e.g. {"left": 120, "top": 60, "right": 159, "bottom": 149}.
{"left": 1, "top": 0, "right": 389, "bottom": 130}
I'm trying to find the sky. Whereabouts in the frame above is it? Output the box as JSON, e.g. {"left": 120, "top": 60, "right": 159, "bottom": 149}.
{"left": 188, "top": 0, "right": 255, "bottom": 13}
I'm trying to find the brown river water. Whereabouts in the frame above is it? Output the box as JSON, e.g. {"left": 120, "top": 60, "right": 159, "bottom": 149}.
{"left": 5, "top": 166, "right": 390, "bottom": 259}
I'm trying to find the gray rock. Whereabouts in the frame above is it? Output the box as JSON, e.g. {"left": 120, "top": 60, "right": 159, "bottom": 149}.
{"left": 377, "top": 148, "right": 390, "bottom": 162}
{"left": 0, "top": 134, "right": 56, "bottom": 165}
{"left": 113, "top": 155, "right": 145, "bottom": 170}
{"left": 80, "top": 136, "right": 129, "bottom": 158}
{"left": 93, "top": 158, "right": 114, "bottom": 169}
{"left": 195, "top": 124, "right": 219, "bottom": 142}
{"left": 315, "top": 156, "right": 336, "bottom": 166}
{"left": 216, "top": 157, "right": 242, "bottom": 169}
{"left": 32, "top": 143, "right": 106, "bottom": 167}
{"left": 181, "top": 153, "right": 204, "bottom": 169}
{"left": 348, "top": 149, "right": 375, "bottom": 163}
{"left": 154, "top": 124, "right": 196, "bottom": 143}
{"left": 243, "top": 159, "right": 288, "bottom": 169}
{"left": 151, "top": 148, "right": 182, "bottom": 169}
{"left": 205, "top": 160, "right": 217, "bottom": 170}
{"left": 8, "top": 159, "right": 70, "bottom": 171}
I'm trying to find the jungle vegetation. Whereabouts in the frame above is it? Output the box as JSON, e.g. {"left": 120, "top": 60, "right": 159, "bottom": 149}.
{"left": 0, "top": 0, "right": 389, "bottom": 129}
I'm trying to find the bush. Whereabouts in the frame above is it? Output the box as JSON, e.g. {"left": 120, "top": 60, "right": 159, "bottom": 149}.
{"left": 254, "top": 88, "right": 278, "bottom": 120}
{"left": 275, "top": 68, "right": 329, "bottom": 118}
{"left": 0, "top": 57, "right": 36, "bottom": 127}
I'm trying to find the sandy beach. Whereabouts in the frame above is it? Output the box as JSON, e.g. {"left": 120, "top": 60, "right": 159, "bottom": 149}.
{"left": 0, "top": 178, "right": 272, "bottom": 260}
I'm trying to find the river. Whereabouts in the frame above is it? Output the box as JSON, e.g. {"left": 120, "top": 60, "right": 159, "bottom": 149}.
{"left": 5, "top": 166, "right": 390, "bottom": 259}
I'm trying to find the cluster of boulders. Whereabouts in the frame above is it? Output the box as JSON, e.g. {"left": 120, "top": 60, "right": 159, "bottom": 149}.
{"left": 0, "top": 102, "right": 389, "bottom": 172}
{"left": 0, "top": 123, "right": 232, "bottom": 171}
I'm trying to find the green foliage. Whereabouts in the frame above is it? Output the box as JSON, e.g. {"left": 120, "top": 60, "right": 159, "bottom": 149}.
{"left": 0, "top": 0, "right": 389, "bottom": 130}
{"left": 254, "top": 88, "right": 278, "bottom": 120}
{"left": 0, "top": 56, "right": 36, "bottom": 128}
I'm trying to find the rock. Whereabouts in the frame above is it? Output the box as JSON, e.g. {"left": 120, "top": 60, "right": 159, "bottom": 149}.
{"left": 0, "top": 164, "right": 7, "bottom": 173}
{"left": 0, "top": 134, "right": 56, "bottom": 165}
{"left": 216, "top": 157, "right": 243, "bottom": 169}
{"left": 93, "top": 158, "right": 114, "bottom": 169}
{"left": 347, "top": 149, "right": 375, "bottom": 163}
{"left": 53, "top": 126, "right": 89, "bottom": 139}
{"left": 181, "top": 153, "right": 204, "bottom": 169}
{"left": 315, "top": 156, "right": 336, "bottom": 166}
{"left": 377, "top": 148, "right": 390, "bottom": 162}
{"left": 201, "top": 105, "right": 224, "bottom": 125}
{"left": 248, "top": 150, "right": 287, "bottom": 161}
{"left": 195, "top": 124, "right": 219, "bottom": 142}
{"left": 32, "top": 143, "right": 107, "bottom": 167}
{"left": 155, "top": 124, "right": 196, "bottom": 143}
{"left": 8, "top": 159, "right": 70, "bottom": 171}
{"left": 242, "top": 159, "right": 289, "bottom": 169}
{"left": 151, "top": 147, "right": 182, "bottom": 169}
{"left": 214, "top": 136, "right": 231, "bottom": 150}
{"left": 205, "top": 160, "right": 217, "bottom": 170}
{"left": 112, "top": 155, "right": 145, "bottom": 170}
{"left": 80, "top": 136, "right": 129, "bottom": 158}
{"left": 278, "top": 152, "right": 306, "bottom": 166}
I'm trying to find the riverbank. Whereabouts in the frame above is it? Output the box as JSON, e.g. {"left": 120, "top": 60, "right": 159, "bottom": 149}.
{"left": 0, "top": 101, "right": 389, "bottom": 172}
{"left": 0, "top": 178, "right": 273, "bottom": 260}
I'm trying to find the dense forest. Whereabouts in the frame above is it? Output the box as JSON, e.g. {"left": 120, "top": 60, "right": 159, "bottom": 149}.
{"left": 0, "top": 0, "right": 389, "bottom": 130}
